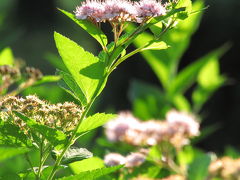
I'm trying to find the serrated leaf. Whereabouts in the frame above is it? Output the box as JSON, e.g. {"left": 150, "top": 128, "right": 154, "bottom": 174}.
{"left": 188, "top": 154, "right": 211, "bottom": 180}
{"left": 14, "top": 112, "right": 67, "bottom": 150}
{"left": 76, "top": 113, "right": 116, "bottom": 134}
{"left": 59, "top": 165, "right": 123, "bottom": 180}
{"left": 59, "top": 9, "right": 108, "bottom": 48}
{"left": 0, "top": 47, "right": 14, "bottom": 66}
{"left": 61, "top": 147, "right": 93, "bottom": 164}
{"left": 69, "top": 157, "right": 105, "bottom": 175}
{"left": 0, "top": 147, "right": 29, "bottom": 162}
{"left": 54, "top": 32, "right": 107, "bottom": 103}
{"left": 57, "top": 70, "right": 87, "bottom": 106}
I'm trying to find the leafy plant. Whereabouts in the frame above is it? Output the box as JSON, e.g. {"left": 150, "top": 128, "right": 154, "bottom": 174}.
{"left": 0, "top": 0, "right": 235, "bottom": 179}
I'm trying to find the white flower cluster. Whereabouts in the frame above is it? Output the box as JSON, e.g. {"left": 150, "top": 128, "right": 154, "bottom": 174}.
{"left": 105, "top": 110, "right": 200, "bottom": 148}
{"left": 75, "top": 0, "right": 166, "bottom": 23}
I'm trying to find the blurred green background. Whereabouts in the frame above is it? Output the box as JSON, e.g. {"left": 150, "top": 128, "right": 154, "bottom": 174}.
{"left": 1, "top": 0, "right": 240, "bottom": 153}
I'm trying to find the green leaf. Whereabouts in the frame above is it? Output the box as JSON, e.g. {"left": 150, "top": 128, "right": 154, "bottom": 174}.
{"left": 0, "top": 119, "right": 32, "bottom": 147}
{"left": 177, "top": 146, "right": 204, "bottom": 166}
{"left": 69, "top": 157, "right": 105, "bottom": 175}
{"left": 76, "top": 113, "right": 116, "bottom": 134}
{"left": 61, "top": 147, "right": 93, "bottom": 165}
{"left": 169, "top": 44, "right": 229, "bottom": 97}
{"left": 188, "top": 154, "right": 211, "bottom": 180}
{"left": 0, "top": 47, "right": 14, "bottom": 66}
{"left": 44, "top": 53, "right": 68, "bottom": 72}
{"left": 172, "top": 94, "right": 191, "bottom": 111}
{"left": 128, "top": 79, "right": 169, "bottom": 120}
{"left": 0, "top": 147, "right": 29, "bottom": 162}
{"left": 141, "top": 40, "right": 168, "bottom": 51}
{"left": 57, "top": 70, "right": 87, "bottom": 106}
{"left": 191, "top": 45, "right": 228, "bottom": 110}
{"left": 54, "top": 32, "right": 107, "bottom": 103}
{"left": 13, "top": 112, "right": 67, "bottom": 150}
{"left": 192, "top": 58, "right": 225, "bottom": 111}
{"left": 198, "top": 59, "right": 225, "bottom": 89}
{"left": 128, "top": 0, "right": 204, "bottom": 90}
{"left": 59, "top": 165, "right": 123, "bottom": 180}
{"left": 59, "top": 9, "right": 108, "bottom": 48}
{"left": 32, "top": 75, "right": 61, "bottom": 86}
{"left": 176, "top": 0, "right": 192, "bottom": 19}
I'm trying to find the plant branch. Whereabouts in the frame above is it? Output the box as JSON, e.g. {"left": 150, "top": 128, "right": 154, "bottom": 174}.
{"left": 47, "top": 99, "right": 94, "bottom": 180}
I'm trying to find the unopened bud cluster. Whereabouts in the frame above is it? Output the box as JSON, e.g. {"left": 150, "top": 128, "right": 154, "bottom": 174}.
{"left": 75, "top": 0, "right": 166, "bottom": 23}
{"left": 104, "top": 149, "right": 148, "bottom": 168}
{"left": 25, "top": 67, "right": 43, "bottom": 80}
{"left": 209, "top": 157, "right": 240, "bottom": 179}
{"left": 0, "top": 65, "right": 43, "bottom": 95}
{"left": 105, "top": 110, "right": 200, "bottom": 148}
{"left": 0, "top": 95, "right": 83, "bottom": 133}
{"left": 0, "top": 65, "right": 20, "bottom": 79}
{"left": 0, "top": 65, "right": 43, "bottom": 81}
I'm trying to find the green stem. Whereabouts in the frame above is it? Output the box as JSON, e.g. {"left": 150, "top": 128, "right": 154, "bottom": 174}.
{"left": 47, "top": 100, "right": 94, "bottom": 180}
{"left": 36, "top": 138, "right": 44, "bottom": 179}
{"left": 25, "top": 153, "right": 37, "bottom": 178}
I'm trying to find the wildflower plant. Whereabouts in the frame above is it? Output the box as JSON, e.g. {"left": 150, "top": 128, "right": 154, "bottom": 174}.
{"left": 0, "top": 0, "right": 216, "bottom": 179}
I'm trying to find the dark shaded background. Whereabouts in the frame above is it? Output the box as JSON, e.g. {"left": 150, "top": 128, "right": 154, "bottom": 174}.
{"left": 1, "top": 0, "right": 240, "bottom": 153}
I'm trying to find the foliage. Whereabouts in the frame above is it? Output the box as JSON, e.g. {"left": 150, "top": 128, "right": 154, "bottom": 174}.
{"left": 0, "top": 0, "right": 236, "bottom": 179}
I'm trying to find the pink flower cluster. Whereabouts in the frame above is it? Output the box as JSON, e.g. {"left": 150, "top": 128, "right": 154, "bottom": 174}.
{"left": 104, "top": 149, "right": 148, "bottom": 168}
{"left": 105, "top": 110, "right": 200, "bottom": 148}
{"left": 75, "top": 0, "right": 166, "bottom": 23}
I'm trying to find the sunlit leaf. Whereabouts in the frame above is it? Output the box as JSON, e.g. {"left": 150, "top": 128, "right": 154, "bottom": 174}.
{"left": 76, "top": 113, "right": 116, "bottom": 134}
{"left": 176, "top": 0, "right": 192, "bottom": 19}
{"left": 141, "top": 40, "right": 168, "bottom": 51}
{"left": 59, "top": 9, "right": 108, "bottom": 48}
{"left": 69, "top": 157, "right": 104, "bottom": 175}
{"left": 0, "top": 47, "right": 14, "bottom": 66}
{"left": 54, "top": 32, "right": 107, "bottom": 103}
{"left": 60, "top": 165, "right": 122, "bottom": 180}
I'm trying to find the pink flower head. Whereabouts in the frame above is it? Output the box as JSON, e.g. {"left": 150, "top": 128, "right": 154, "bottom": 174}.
{"left": 104, "top": 153, "right": 126, "bottom": 166}
{"left": 125, "top": 152, "right": 146, "bottom": 167}
{"left": 105, "top": 111, "right": 140, "bottom": 141}
{"left": 75, "top": 0, "right": 105, "bottom": 22}
{"left": 102, "top": 0, "right": 137, "bottom": 22}
{"left": 166, "top": 110, "right": 200, "bottom": 137}
{"left": 135, "top": 0, "right": 166, "bottom": 18}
